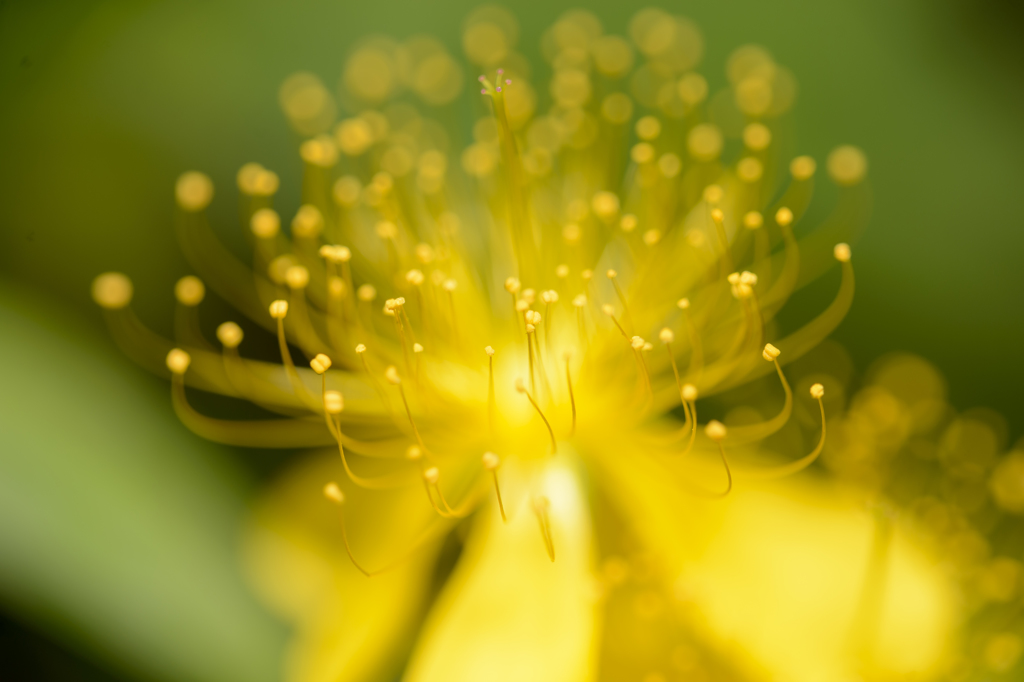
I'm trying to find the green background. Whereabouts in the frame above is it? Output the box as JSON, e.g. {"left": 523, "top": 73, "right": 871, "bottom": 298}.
{"left": 1, "top": 0, "right": 1022, "bottom": 679}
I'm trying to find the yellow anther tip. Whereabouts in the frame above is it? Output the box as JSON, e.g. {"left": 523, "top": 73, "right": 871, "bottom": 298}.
{"left": 443, "top": 278, "right": 458, "bottom": 292}
{"left": 423, "top": 467, "right": 440, "bottom": 484}
{"left": 742, "top": 211, "right": 763, "bottom": 230}
{"left": 555, "top": 264, "right": 570, "bottom": 278}
{"left": 762, "top": 343, "right": 781, "bottom": 361}
{"left": 406, "top": 269, "right": 425, "bottom": 286}
{"left": 310, "top": 353, "right": 332, "bottom": 375}
{"left": 166, "top": 348, "right": 191, "bottom": 375}
{"left": 323, "top": 390, "right": 344, "bottom": 414}
{"left": 572, "top": 294, "right": 587, "bottom": 307}
{"left": 705, "top": 420, "right": 727, "bottom": 442}
{"left": 384, "top": 366, "right": 401, "bottom": 385}
{"left": 482, "top": 452, "right": 500, "bottom": 471}
{"left": 250, "top": 208, "right": 280, "bottom": 239}
{"left": 581, "top": 269, "right": 593, "bottom": 281}
{"left": 356, "top": 284, "right": 377, "bottom": 302}
{"left": 285, "top": 265, "right": 310, "bottom": 290}
{"left": 659, "top": 328, "right": 674, "bottom": 344}
{"left": 630, "top": 335, "right": 645, "bottom": 350}
{"left": 810, "top": 383, "right": 825, "bottom": 399}
{"left": 677, "top": 298, "right": 690, "bottom": 310}
{"left": 216, "top": 321, "right": 243, "bottom": 348}
{"left": 681, "top": 384, "right": 698, "bottom": 402}
{"left": 355, "top": 344, "right": 366, "bottom": 354}
{"left": 91, "top": 272, "right": 133, "bottom": 309}
{"left": 601, "top": 304, "right": 615, "bottom": 316}
{"left": 484, "top": 345, "right": 495, "bottom": 357}
{"left": 541, "top": 290, "right": 559, "bottom": 304}
{"left": 834, "top": 243, "right": 852, "bottom": 262}
{"left": 775, "top": 207, "right": 793, "bottom": 227}
{"left": 174, "top": 275, "right": 205, "bottom": 306}
{"left": 323, "top": 482, "right": 345, "bottom": 504}
{"left": 406, "top": 445, "right": 422, "bottom": 461}
{"left": 504, "top": 277, "right": 521, "bottom": 294}
{"left": 514, "top": 378, "right": 527, "bottom": 393}
{"left": 710, "top": 208, "right": 724, "bottom": 223}
{"left": 413, "top": 343, "right": 423, "bottom": 353}
{"left": 620, "top": 214, "right": 638, "bottom": 233}
{"left": 606, "top": 269, "right": 617, "bottom": 279}
{"left": 335, "top": 246, "right": 352, "bottom": 262}
{"left": 175, "top": 171, "right": 214, "bottom": 212}
{"left": 269, "top": 299, "right": 289, "bottom": 319}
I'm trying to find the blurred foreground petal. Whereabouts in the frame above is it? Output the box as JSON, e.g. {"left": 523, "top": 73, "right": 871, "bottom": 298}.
{"left": 0, "top": 283, "right": 286, "bottom": 682}
{"left": 405, "top": 458, "right": 599, "bottom": 682}
{"left": 243, "top": 453, "right": 444, "bottom": 682}
{"left": 593, "top": 440, "right": 954, "bottom": 680}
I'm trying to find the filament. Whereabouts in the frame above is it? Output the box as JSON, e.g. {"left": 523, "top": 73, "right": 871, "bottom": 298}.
{"left": 533, "top": 496, "right": 555, "bottom": 562}
{"left": 491, "top": 470, "right": 507, "bottom": 522}
{"left": 742, "top": 389, "right": 827, "bottom": 479}
{"left": 565, "top": 356, "right": 576, "bottom": 436}
{"left": 274, "top": 315, "right": 323, "bottom": 413}
{"left": 517, "top": 380, "right": 557, "bottom": 455}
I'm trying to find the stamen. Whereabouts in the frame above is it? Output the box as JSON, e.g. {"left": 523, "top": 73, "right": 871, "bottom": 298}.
{"left": 564, "top": 350, "right": 576, "bottom": 436}
{"left": 321, "top": 385, "right": 409, "bottom": 490}
{"left": 324, "top": 481, "right": 449, "bottom": 578}
{"left": 387, "top": 365, "right": 428, "bottom": 453}
{"left": 533, "top": 496, "right": 555, "bottom": 562}
{"left": 659, "top": 327, "right": 681, "bottom": 393}
{"left": 485, "top": 346, "right": 496, "bottom": 433}
{"left": 631, "top": 335, "right": 653, "bottom": 398}
{"left": 270, "top": 300, "right": 322, "bottom": 413}
{"left": 710, "top": 207, "right": 734, "bottom": 273}
{"left": 356, "top": 343, "right": 391, "bottom": 412}
{"left": 482, "top": 452, "right": 506, "bottom": 522}
{"left": 573, "top": 294, "right": 588, "bottom": 346}
{"left": 744, "top": 384, "right": 827, "bottom": 479}
{"left": 602, "top": 304, "right": 628, "bottom": 338}
{"left": 728, "top": 344, "right": 794, "bottom": 445}
{"left": 606, "top": 269, "right": 634, "bottom": 332}
{"left": 515, "top": 378, "right": 557, "bottom": 455}
{"left": 704, "top": 420, "right": 734, "bottom": 497}
{"left": 678, "top": 298, "right": 704, "bottom": 384}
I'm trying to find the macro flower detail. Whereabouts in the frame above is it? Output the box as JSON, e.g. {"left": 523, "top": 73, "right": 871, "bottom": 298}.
{"left": 86, "top": 7, "right": 958, "bottom": 682}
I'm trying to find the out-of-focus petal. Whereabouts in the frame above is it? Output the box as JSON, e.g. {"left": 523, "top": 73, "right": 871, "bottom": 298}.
{"left": 243, "top": 452, "right": 447, "bottom": 682}
{"left": 404, "top": 459, "right": 599, "bottom": 682}
{"left": 589, "top": 439, "right": 954, "bottom": 680}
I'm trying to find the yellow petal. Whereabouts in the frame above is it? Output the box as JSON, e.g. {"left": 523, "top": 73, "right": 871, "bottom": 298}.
{"left": 242, "top": 451, "right": 445, "bottom": 682}
{"left": 590, "top": 443, "right": 954, "bottom": 680}
{"left": 405, "top": 459, "right": 600, "bottom": 682}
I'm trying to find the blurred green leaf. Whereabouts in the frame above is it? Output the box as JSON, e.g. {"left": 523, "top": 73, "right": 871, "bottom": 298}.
{"left": 0, "top": 282, "right": 288, "bottom": 682}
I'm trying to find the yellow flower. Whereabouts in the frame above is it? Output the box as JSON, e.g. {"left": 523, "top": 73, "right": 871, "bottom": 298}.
{"left": 90, "top": 7, "right": 955, "bottom": 681}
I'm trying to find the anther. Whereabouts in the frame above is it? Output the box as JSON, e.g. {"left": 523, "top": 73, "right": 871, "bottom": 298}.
{"left": 166, "top": 348, "right": 191, "bottom": 375}
{"left": 355, "top": 343, "right": 366, "bottom": 354}
{"left": 631, "top": 336, "right": 645, "bottom": 350}
{"left": 834, "top": 243, "right": 852, "bottom": 263}
{"left": 743, "top": 211, "right": 764, "bottom": 230}
{"left": 175, "top": 276, "right": 205, "bottom": 306}
{"left": 710, "top": 208, "right": 724, "bottom": 224}
{"left": 810, "top": 383, "right": 825, "bottom": 399}
{"left": 216, "top": 321, "right": 243, "bottom": 348}
{"left": 677, "top": 298, "right": 690, "bottom": 310}
{"left": 485, "top": 345, "right": 495, "bottom": 356}
{"left": 556, "top": 264, "right": 570, "bottom": 278}
{"left": 406, "top": 269, "right": 425, "bottom": 286}
{"left": 323, "top": 482, "right": 345, "bottom": 504}
{"left": 250, "top": 208, "right": 280, "bottom": 239}
{"left": 406, "top": 445, "right": 422, "bottom": 461}
{"left": 413, "top": 343, "right": 423, "bottom": 353}
{"left": 385, "top": 365, "right": 401, "bottom": 385}
{"left": 91, "top": 272, "right": 133, "bottom": 309}
{"left": 682, "top": 384, "right": 698, "bottom": 402}
{"left": 323, "top": 390, "right": 344, "bottom": 414}
{"left": 706, "top": 420, "right": 727, "bottom": 442}
{"left": 285, "top": 265, "right": 309, "bottom": 290}
{"left": 357, "top": 284, "right": 377, "bottom": 302}
{"left": 505, "top": 277, "right": 521, "bottom": 294}
{"left": 703, "top": 185, "right": 724, "bottom": 205}
{"left": 775, "top": 207, "right": 793, "bottom": 227}
{"left": 762, "top": 343, "right": 781, "bottom": 362}
{"left": 573, "top": 294, "right": 587, "bottom": 307}
{"left": 310, "top": 353, "right": 332, "bottom": 375}
{"left": 423, "top": 467, "right": 440, "bottom": 485}
{"left": 269, "top": 300, "right": 289, "bottom": 319}
{"left": 659, "top": 328, "right": 674, "bottom": 344}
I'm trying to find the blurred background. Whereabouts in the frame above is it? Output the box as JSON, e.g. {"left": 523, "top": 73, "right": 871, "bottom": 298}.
{"left": 1, "top": 0, "right": 1022, "bottom": 679}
